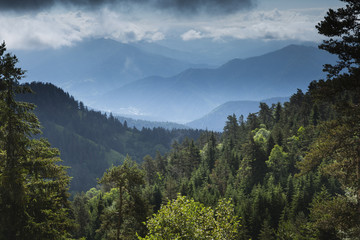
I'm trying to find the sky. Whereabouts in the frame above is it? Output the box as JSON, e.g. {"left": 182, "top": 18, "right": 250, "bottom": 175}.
{"left": 0, "top": 0, "right": 344, "bottom": 50}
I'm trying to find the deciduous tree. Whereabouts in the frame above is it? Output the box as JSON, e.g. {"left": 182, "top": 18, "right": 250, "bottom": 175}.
{"left": 139, "top": 195, "right": 244, "bottom": 240}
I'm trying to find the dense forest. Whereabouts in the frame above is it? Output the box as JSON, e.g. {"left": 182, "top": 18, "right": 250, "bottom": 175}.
{"left": 16, "top": 82, "right": 202, "bottom": 192}
{"left": 1, "top": 0, "right": 360, "bottom": 239}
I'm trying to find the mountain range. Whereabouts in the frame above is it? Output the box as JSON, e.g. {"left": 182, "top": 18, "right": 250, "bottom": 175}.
{"left": 16, "top": 38, "right": 202, "bottom": 104}
{"left": 15, "top": 39, "right": 337, "bottom": 124}
{"left": 133, "top": 38, "right": 314, "bottom": 66}
{"left": 98, "top": 44, "right": 337, "bottom": 123}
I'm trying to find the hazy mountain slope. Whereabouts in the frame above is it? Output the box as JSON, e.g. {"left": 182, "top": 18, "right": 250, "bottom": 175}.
{"left": 16, "top": 82, "right": 202, "bottom": 192}
{"left": 15, "top": 38, "right": 197, "bottom": 104}
{"left": 99, "top": 45, "right": 337, "bottom": 123}
{"left": 141, "top": 38, "right": 317, "bottom": 65}
{"left": 187, "top": 97, "right": 289, "bottom": 131}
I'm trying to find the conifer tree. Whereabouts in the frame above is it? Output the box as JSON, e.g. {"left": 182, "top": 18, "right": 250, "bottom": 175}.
{"left": 98, "top": 156, "right": 146, "bottom": 240}
{"left": 0, "top": 41, "right": 31, "bottom": 239}
{"left": 298, "top": 1, "right": 360, "bottom": 237}
{"left": 316, "top": 0, "right": 360, "bottom": 79}
{"left": 0, "top": 42, "right": 72, "bottom": 239}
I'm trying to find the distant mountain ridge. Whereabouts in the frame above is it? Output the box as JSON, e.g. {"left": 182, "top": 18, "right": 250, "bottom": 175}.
{"left": 115, "top": 115, "right": 191, "bottom": 130}
{"left": 16, "top": 38, "right": 199, "bottom": 105}
{"left": 97, "top": 44, "right": 337, "bottom": 123}
{"left": 187, "top": 97, "right": 290, "bottom": 131}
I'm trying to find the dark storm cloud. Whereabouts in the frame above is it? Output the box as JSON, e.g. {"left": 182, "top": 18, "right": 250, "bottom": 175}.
{"left": 0, "top": 0, "right": 255, "bottom": 14}
{"left": 0, "top": 0, "right": 56, "bottom": 11}
{"left": 156, "top": 0, "right": 254, "bottom": 14}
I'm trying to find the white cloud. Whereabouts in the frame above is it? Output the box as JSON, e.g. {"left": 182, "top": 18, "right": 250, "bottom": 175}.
{"left": 0, "top": 6, "right": 331, "bottom": 50}
{"left": 181, "top": 29, "right": 203, "bottom": 41}
{"left": 0, "top": 12, "right": 85, "bottom": 49}
{"left": 0, "top": 8, "right": 165, "bottom": 50}
{"left": 188, "top": 8, "right": 327, "bottom": 42}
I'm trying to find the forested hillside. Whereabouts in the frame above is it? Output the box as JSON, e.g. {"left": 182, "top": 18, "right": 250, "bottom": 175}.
{"left": 72, "top": 75, "right": 360, "bottom": 239}
{"left": 72, "top": 81, "right": 352, "bottom": 239}
{"left": 16, "top": 82, "right": 202, "bottom": 192}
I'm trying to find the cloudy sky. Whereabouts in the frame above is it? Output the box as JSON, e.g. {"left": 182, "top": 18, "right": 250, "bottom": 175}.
{"left": 0, "top": 0, "right": 343, "bottom": 50}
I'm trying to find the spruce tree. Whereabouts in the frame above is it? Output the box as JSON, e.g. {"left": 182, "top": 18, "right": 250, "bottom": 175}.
{"left": 0, "top": 42, "right": 72, "bottom": 239}
{"left": 0, "top": 41, "right": 30, "bottom": 239}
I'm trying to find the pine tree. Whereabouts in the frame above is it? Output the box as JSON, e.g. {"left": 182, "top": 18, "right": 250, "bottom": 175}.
{"left": 316, "top": 0, "right": 360, "bottom": 79}
{"left": 72, "top": 192, "right": 91, "bottom": 238}
{"left": 297, "top": 4, "right": 360, "bottom": 238}
{"left": 259, "top": 102, "right": 273, "bottom": 128}
{"left": 0, "top": 42, "right": 72, "bottom": 239}
{"left": 0, "top": 41, "right": 35, "bottom": 239}
{"left": 205, "top": 132, "right": 217, "bottom": 171}
{"left": 25, "top": 139, "right": 73, "bottom": 239}
{"left": 98, "top": 156, "right": 146, "bottom": 240}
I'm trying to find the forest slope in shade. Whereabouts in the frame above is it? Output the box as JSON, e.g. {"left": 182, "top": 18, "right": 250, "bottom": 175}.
{"left": 17, "top": 82, "right": 202, "bottom": 192}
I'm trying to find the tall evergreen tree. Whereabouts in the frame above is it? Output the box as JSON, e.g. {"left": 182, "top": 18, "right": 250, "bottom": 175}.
{"left": 316, "top": 0, "right": 360, "bottom": 79}
{"left": 0, "top": 42, "right": 72, "bottom": 239}
{"left": 98, "top": 156, "right": 146, "bottom": 240}
{"left": 0, "top": 41, "right": 31, "bottom": 239}
{"left": 259, "top": 102, "right": 273, "bottom": 128}
{"left": 206, "top": 132, "right": 217, "bottom": 171}
{"left": 298, "top": 1, "right": 360, "bottom": 238}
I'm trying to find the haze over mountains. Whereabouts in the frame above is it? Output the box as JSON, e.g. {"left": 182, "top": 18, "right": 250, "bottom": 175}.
{"left": 133, "top": 38, "right": 316, "bottom": 66}
{"left": 100, "top": 44, "right": 337, "bottom": 123}
{"left": 15, "top": 38, "right": 337, "bottom": 127}
{"left": 16, "top": 38, "right": 203, "bottom": 101}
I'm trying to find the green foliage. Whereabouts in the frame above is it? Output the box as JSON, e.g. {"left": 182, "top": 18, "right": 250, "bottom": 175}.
{"left": 0, "top": 42, "right": 72, "bottom": 239}
{"left": 316, "top": 0, "right": 360, "bottom": 78}
{"left": 25, "top": 139, "right": 73, "bottom": 239}
{"left": 253, "top": 125, "right": 270, "bottom": 149}
{"left": 258, "top": 220, "right": 276, "bottom": 240}
{"left": 139, "top": 195, "right": 244, "bottom": 240}
{"left": 308, "top": 188, "right": 357, "bottom": 239}
{"left": 72, "top": 192, "right": 91, "bottom": 238}
{"left": 266, "top": 145, "right": 289, "bottom": 182}
{"left": 296, "top": 1, "right": 360, "bottom": 238}
{"left": 98, "top": 156, "right": 148, "bottom": 240}
{"left": 276, "top": 212, "right": 318, "bottom": 240}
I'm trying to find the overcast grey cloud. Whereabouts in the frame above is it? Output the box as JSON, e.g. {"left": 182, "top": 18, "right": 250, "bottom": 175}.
{"left": 0, "top": 0, "right": 255, "bottom": 15}
{"left": 0, "top": 0, "right": 345, "bottom": 50}
{"left": 154, "top": 0, "right": 254, "bottom": 14}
